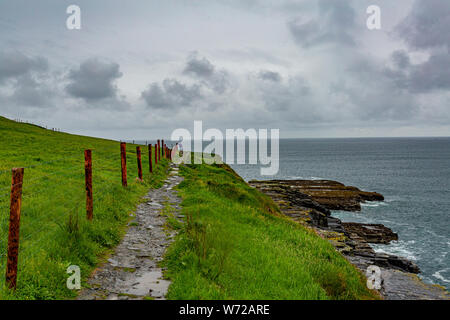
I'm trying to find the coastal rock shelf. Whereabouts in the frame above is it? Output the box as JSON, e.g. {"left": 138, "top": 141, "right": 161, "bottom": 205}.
{"left": 249, "top": 179, "right": 384, "bottom": 212}
{"left": 249, "top": 179, "right": 449, "bottom": 300}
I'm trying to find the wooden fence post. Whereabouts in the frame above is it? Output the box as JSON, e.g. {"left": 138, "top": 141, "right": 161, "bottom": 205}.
{"left": 85, "top": 150, "right": 93, "bottom": 221}
{"left": 120, "top": 142, "right": 127, "bottom": 187}
{"left": 155, "top": 143, "right": 158, "bottom": 166}
{"left": 6, "top": 167, "right": 24, "bottom": 290}
{"left": 136, "top": 146, "right": 143, "bottom": 180}
{"left": 149, "top": 144, "right": 153, "bottom": 173}
{"left": 162, "top": 140, "right": 165, "bottom": 158}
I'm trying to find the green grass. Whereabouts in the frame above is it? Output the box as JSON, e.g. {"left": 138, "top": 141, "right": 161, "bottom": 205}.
{"left": 163, "top": 162, "right": 379, "bottom": 300}
{"left": 0, "top": 116, "right": 169, "bottom": 299}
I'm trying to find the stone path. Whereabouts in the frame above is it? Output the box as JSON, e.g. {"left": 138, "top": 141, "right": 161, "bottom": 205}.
{"left": 78, "top": 163, "right": 183, "bottom": 300}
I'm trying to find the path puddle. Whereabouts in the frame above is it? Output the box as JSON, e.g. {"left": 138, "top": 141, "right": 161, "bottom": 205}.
{"left": 123, "top": 269, "right": 170, "bottom": 298}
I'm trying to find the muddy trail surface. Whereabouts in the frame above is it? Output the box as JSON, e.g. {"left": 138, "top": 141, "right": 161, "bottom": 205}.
{"left": 78, "top": 163, "right": 183, "bottom": 300}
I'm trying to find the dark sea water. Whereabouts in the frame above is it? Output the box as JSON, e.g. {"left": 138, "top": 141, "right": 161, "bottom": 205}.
{"left": 228, "top": 138, "right": 450, "bottom": 290}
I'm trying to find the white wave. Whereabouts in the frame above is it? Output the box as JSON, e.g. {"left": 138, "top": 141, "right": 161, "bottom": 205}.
{"left": 372, "top": 241, "right": 418, "bottom": 261}
{"left": 384, "top": 196, "right": 402, "bottom": 203}
{"left": 433, "top": 268, "right": 450, "bottom": 283}
{"left": 361, "top": 201, "right": 387, "bottom": 208}
{"left": 287, "top": 176, "right": 324, "bottom": 180}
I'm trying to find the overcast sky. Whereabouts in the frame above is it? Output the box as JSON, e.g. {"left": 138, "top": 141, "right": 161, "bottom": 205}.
{"left": 0, "top": 0, "right": 449, "bottom": 139}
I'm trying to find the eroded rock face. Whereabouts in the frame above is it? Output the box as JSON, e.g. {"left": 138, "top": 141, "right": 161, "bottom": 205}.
{"left": 249, "top": 179, "right": 449, "bottom": 300}
{"left": 250, "top": 179, "right": 384, "bottom": 212}
{"left": 342, "top": 222, "right": 398, "bottom": 244}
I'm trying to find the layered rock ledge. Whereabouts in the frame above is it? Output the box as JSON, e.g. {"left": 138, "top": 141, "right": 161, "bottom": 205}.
{"left": 249, "top": 179, "right": 449, "bottom": 300}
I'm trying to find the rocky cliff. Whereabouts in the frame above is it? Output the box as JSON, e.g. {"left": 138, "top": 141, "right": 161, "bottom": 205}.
{"left": 249, "top": 179, "right": 449, "bottom": 300}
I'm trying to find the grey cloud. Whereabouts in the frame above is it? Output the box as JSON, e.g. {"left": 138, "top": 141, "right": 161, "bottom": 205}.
{"left": 410, "top": 53, "right": 450, "bottom": 93}
{"left": 0, "top": 51, "right": 53, "bottom": 109}
{"left": 288, "top": 0, "right": 356, "bottom": 48}
{"left": 258, "top": 76, "right": 311, "bottom": 113}
{"left": 183, "top": 53, "right": 230, "bottom": 94}
{"left": 384, "top": 51, "right": 450, "bottom": 93}
{"left": 396, "top": 0, "right": 450, "bottom": 50}
{"left": 0, "top": 51, "right": 48, "bottom": 82}
{"left": 391, "top": 50, "right": 411, "bottom": 70}
{"left": 258, "top": 70, "right": 282, "bottom": 82}
{"left": 388, "top": 1, "right": 450, "bottom": 94}
{"left": 10, "top": 74, "right": 53, "bottom": 108}
{"left": 207, "top": 70, "right": 230, "bottom": 94}
{"left": 66, "top": 58, "right": 123, "bottom": 101}
{"left": 141, "top": 78, "right": 202, "bottom": 109}
{"left": 183, "top": 54, "right": 215, "bottom": 78}
{"left": 342, "top": 56, "right": 418, "bottom": 121}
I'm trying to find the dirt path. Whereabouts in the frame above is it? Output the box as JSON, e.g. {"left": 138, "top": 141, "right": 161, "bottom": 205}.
{"left": 78, "top": 163, "right": 183, "bottom": 300}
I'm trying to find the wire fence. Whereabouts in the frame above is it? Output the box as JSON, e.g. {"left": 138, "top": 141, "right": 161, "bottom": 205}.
{"left": 0, "top": 141, "right": 173, "bottom": 291}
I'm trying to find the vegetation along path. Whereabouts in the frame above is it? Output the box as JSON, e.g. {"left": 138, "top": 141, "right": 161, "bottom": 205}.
{"left": 78, "top": 163, "right": 183, "bottom": 300}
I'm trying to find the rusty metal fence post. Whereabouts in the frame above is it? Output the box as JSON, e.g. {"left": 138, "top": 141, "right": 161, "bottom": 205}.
{"left": 120, "top": 142, "right": 127, "bottom": 187}
{"left": 6, "top": 167, "right": 24, "bottom": 290}
{"left": 84, "top": 150, "right": 93, "bottom": 220}
{"left": 136, "top": 146, "right": 143, "bottom": 180}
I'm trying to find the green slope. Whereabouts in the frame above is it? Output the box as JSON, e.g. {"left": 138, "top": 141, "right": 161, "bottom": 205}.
{"left": 164, "top": 163, "right": 379, "bottom": 300}
{"left": 0, "top": 116, "right": 169, "bottom": 299}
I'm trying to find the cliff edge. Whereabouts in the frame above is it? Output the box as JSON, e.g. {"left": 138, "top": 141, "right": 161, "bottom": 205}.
{"left": 249, "top": 179, "right": 449, "bottom": 300}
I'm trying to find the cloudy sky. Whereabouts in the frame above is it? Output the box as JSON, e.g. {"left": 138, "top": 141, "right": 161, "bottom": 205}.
{"left": 0, "top": 0, "right": 449, "bottom": 139}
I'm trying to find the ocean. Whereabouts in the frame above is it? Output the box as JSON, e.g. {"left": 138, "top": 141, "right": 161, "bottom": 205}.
{"left": 228, "top": 138, "right": 450, "bottom": 290}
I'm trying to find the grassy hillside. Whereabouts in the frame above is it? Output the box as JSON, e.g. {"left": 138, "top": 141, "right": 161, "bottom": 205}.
{"left": 164, "top": 163, "right": 378, "bottom": 300}
{"left": 0, "top": 116, "right": 169, "bottom": 299}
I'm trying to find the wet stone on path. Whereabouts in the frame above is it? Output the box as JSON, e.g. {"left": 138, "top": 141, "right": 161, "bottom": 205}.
{"left": 78, "top": 163, "right": 184, "bottom": 300}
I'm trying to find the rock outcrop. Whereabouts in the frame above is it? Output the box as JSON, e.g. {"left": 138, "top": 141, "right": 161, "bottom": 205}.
{"left": 250, "top": 179, "right": 384, "bottom": 212}
{"left": 342, "top": 222, "right": 398, "bottom": 244}
{"left": 249, "top": 179, "right": 448, "bottom": 300}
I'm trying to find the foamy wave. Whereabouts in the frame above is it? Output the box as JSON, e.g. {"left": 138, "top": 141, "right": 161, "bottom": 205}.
{"left": 288, "top": 176, "right": 305, "bottom": 180}
{"left": 288, "top": 176, "right": 324, "bottom": 180}
{"left": 433, "top": 268, "right": 450, "bottom": 283}
{"left": 361, "top": 201, "right": 388, "bottom": 208}
{"left": 372, "top": 241, "right": 418, "bottom": 261}
{"left": 384, "top": 196, "right": 402, "bottom": 203}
